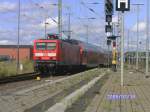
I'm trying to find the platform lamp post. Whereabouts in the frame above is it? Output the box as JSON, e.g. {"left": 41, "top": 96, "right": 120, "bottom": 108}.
{"left": 17, "top": 0, "right": 21, "bottom": 73}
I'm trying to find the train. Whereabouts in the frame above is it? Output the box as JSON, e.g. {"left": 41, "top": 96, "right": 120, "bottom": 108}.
{"left": 33, "top": 34, "right": 109, "bottom": 74}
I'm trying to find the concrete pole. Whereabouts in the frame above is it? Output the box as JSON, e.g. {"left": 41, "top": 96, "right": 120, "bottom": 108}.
{"left": 146, "top": 0, "right": 149, "bottom": 76}
{"left": 121, "top": 12, "right": 124, "bottom": 86}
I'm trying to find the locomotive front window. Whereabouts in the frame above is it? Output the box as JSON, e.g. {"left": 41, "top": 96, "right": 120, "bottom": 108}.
{"left": 36, "top": 43, "right": 46, "bottom": 50}
{"left": 47, "top": 43, "right": 56, "bottom": 50}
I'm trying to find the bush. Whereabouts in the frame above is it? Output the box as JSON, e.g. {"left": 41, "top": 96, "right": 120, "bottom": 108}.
{"left": 0, "top": 62, "right": 17, "bottom": 78}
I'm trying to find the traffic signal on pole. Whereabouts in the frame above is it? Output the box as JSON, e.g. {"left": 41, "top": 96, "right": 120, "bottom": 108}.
{"left": 105, "top": 0, "right": 113, "bottom": 15}
{"left": 106, "top": 15, "right": 112, "bottom": 22}
{"left": 113, "top": 41, "right": 116, "bottom": 47}
{"left": 107, "top": 39, "right": 111, "bottom": 45}
{"left": 105, "top": 25, "right": 112, "bottom": 33}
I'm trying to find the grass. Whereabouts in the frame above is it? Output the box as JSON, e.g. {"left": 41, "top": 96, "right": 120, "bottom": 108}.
{"left": 0, "top": 60, "right": 34, "bottom": 78}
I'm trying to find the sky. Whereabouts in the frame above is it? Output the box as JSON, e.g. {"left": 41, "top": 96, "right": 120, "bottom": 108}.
{"left": 0, "top": 0, "right": 149, "bottom": 51}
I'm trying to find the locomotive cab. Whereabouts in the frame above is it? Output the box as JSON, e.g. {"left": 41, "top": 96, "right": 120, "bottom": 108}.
{"left": 33, "top": 38, "right": 60, "bottom": 73}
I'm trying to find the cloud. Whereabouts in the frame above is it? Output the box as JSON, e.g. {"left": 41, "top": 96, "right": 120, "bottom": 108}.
{"left": 39, "top": 17, "right": 58, "bottom": 29}
{"left": 0, "top": 2, "right": 17, "bottom": 12}
{"left": 0, "top": 40, "right": 14, "bottom": 45}
{"left": 0, "top": 1, "right": 105, "bottom": 48}
{"left": 131, "top": 21, "right": 146, "bottom": 32}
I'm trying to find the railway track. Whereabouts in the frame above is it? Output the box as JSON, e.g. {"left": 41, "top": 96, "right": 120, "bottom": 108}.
{"left": 0, "top": 72, "right": 39, "bottom": 84}
{"left": 0, "top": 69, "right": 88, "bottom": 85}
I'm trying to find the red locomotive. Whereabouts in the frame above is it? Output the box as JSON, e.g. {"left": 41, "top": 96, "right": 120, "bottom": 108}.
{"left": 33, "top": 34, "right": 108, "bottom": 73}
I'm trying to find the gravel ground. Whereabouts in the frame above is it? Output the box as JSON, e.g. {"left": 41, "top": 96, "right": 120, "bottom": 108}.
{"left": 65, "top": 72, "right": 110, "bottom": 112}
{"left": 25, "top": 76, "right": 95, "bottom": 112}
{"left": 0, "top": 69, "right": 89, "bottom": 94}
{"left": 0, "top": 68, "right": 104, "bottom": 112}
{"left": 0, "top": 76, "right": 64, "bottom": 95}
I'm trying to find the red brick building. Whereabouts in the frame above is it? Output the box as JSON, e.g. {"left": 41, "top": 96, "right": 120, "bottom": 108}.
{"left": 0, "top": 45, "right": 33, "bottom": 61}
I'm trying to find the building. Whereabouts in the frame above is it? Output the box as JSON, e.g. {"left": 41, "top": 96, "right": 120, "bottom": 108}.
{"left": 0, "top": 45, "right": 33, "bottom": 61}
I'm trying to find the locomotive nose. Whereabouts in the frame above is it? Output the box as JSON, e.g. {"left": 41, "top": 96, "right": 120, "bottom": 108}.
{"left": 33, "top": 41, "right": 58, "bottom": 61}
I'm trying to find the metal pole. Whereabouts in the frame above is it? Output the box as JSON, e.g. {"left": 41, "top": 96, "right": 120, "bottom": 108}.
{"left": 83, "top": 25, "right": 89, "bottom": 43}
{"left": 136, "top": 5, "right": 140, "bottom": 70}
{"left": 68, "top": 11, "right": 71, "bottom": 39}
{"left": 146, "top": 0, "right": 149, "bottom": 76}
{"left": 45, "top": 19, "right": 47, "bottom": 39}
{"left": 58, "top": 0, "right": 62, "bottom": 38}
{"left": 132, "top": 4, "right": 144, "bottom": 69}
{"left": 118, "top": 12, "right": 121, "bottom": 67}
{"left": 17, "top": 0, "right": 20, "bottom": 73}
{"left": 121, "top": 12, "right": 124, "bottom": 86}
{"left": 127, "top": 30, "right": 130, "bottom": 64}
{"left": 85, "top": 25, "right": 89, "bottom": 43}
{"left": 108, "top": 44, "right": 110, "bottom": 66}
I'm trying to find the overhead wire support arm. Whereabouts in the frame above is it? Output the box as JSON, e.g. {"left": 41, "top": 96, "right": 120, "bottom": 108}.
{"left": 80, "top": 0, "right": 102, "bottom": 17}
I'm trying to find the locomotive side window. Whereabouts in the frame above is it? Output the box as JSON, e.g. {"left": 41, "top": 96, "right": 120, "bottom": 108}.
{"left": 36, "top": 43, "right": 46, "bottom": 50}
{"left": 47, "top": 43, "right": 56, "bottom": 50}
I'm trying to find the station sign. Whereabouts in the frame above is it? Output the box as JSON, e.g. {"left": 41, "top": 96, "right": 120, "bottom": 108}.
{"left": 116, "top": 0, "right": 130, "bottom": 11}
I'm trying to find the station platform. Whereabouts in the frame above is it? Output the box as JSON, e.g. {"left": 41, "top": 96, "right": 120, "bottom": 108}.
{"left": 85, "top": 69, "right": 150, "bottom": 112}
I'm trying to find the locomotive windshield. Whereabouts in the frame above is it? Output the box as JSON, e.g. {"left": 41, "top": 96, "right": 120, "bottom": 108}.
{"left": 36, "top": 42, "right": 56, "bottom": 50}
{"left": 36, "top": 43, "right": 46, "bottom": 50}
{"left": 47, "top": 43, "right": 56, "bottom": 50}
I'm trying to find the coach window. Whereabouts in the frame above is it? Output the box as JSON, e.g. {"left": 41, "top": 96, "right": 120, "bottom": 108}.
{"left": 83, "top": 51, "right": 87, "bottom": 57}
{"left": 47, "top": 43, "right": 56, "bottom": 50}
{"left": 36, "top": 43, "right": 46, "bottom": 50}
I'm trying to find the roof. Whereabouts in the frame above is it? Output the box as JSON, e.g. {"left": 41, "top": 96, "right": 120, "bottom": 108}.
{"left": 0, "top": 45, "right": 33, "bottom": 48}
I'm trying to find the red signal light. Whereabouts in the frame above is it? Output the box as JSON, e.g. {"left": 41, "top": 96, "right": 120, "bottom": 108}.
{"left": 113, "top": 41, "right": 116, "bottom": 47}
